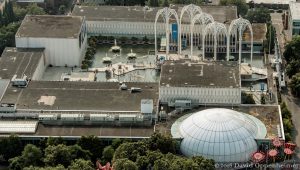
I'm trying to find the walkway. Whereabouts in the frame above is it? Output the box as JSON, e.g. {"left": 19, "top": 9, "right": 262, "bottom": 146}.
{"left": 271, "top": 12, "right": 300, "bottom": 160}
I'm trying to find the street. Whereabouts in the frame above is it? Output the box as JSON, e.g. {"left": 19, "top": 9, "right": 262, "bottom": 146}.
{"left": 271, "top": 12, "right": 300, "bottom": 160}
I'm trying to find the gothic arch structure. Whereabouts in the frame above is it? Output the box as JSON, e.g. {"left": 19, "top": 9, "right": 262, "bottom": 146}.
{"left": 155, "top": 7, "right": 180, "bottom": 56}
{"left": 190, "top": 13, "right": 214, "bottom": 58}
{"left": 227, "top": 18, "right": 253, "bottom": 64}
{"left": 203, "top": 22, "right": 227, "bottom": 60}
{"left": 179, "top": 4, "right": 202, "bottom": 54}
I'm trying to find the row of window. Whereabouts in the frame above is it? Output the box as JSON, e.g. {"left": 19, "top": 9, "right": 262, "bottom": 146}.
{"left": 160, "top": 88, "right": 240, "bottom": 96}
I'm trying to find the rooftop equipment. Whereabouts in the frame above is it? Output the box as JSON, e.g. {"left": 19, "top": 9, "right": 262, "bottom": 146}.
{"left": 11, "top": 74, "right": 29, "bottom": 87}
{"left": 130, "top": 87, "right": 142, "bottom": 93}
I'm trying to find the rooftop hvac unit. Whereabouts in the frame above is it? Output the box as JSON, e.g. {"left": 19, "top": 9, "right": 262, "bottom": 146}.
{"left": 38, "top": 114, "right": 58, "bottom": 121}
{"left": 120, "top": 83, "right": 127, "bottom": 90}
{"left": 61, "top": 114, "right": 84, "bottom": 121}
{"left": 141, "top": 99, "right": 153, "bottom": 114}
{"left": 90, "top": 114, "right": 108, "bottom": 121}
{"left": 136, "top": 115, "right": 144, "bottom": 122}
{"left": 0, "top": 103, "right": 16, "bottom": 113}
{"left": 130, "top": 87, "right": 142, "bottom": 93}
{"left": 119, "top": 114, "right": 136, "bottom": 122}
{"left": 11, "top": 75, "right": 29, "bottom": 87}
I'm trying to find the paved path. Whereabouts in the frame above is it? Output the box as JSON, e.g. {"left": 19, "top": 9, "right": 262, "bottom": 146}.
{"left": 271, "top": 12, "right": 300, "bottom": 160}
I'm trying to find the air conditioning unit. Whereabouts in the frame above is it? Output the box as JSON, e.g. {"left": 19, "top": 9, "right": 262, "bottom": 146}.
{"left": 11, "top": 75, "right": 29, "bottom": 87}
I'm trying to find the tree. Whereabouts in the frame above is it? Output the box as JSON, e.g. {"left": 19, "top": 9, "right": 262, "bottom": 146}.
{"left": 289, "top": 73, "right": 300, "bottom": 97}
{"left": 102, "top": 146, "right": 114, "bottom": 162}
{"left": 145, "top": 132, "right": 176, "bottom": 154}
{"left": 113, "top": 141, "right": 148, "bottom": 162}
{"left": 46, "top": 137, "right": 65, "bottom": 146}
{"left": 220, "top": 0, "right": 249, "bottom": 17}
{"left": 0, "top": 135, "right": 23, "bottom": 162}
{"left": 68, "top": 159, "right": 94, "bottom": 170}
{"left": 44, "top": 144, "right": 72, "bottom": 168}
{"left": 264, "top": 23, "right": 275, "bottom": 54}
{"left": 77, "top": 135, "right": 105, "bottom": 162}
{"left": 113, "top": 158, "right": 138, "bottom": 170}
{"left": 149, "top": 0, "right": 159, "bottom": 7}
{"left": 21, "top": 144, "right": 43, "bottom": 167}
{"left": 59, "top": 5, "right": 66, "bottom": 14}
{"left": 111, "top": 138, "right": 123, "bottom": 149}
{"left": 241, "top": 92, "right": 256, "bottom": 104}
{"left": 8, "top": 157, "right": 23, "bottom": 170}
{"left": 283, "top": 36, "right": 300, "bottom": 78}
{"left": 23, "top": 165, "right": 66, "bottom": 170}
{"left": 26, "top": 3, "right": 46, "bottom": 15}
{"left": 245, "top": 7, "right": 271, "bottom": 23}
{"left": 163, "top": 0, "right": 169, "bottom": 7}
{"left": 153, "top": 159, "right": 170, "bottom": 170}
{"left": 69, "top": 144, "right": 92, "bottom": 160}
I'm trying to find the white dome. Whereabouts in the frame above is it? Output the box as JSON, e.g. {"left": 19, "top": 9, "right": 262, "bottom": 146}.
{"left": 171, "top": 108, "right": 267, "bottom": 163}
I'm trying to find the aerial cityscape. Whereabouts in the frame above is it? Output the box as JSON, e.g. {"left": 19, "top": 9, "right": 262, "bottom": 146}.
{"left": 0, "top": 0, "right": 299, "bottom": 169}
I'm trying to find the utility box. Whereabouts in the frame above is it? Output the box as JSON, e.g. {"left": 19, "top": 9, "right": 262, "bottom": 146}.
{"left": 175, "top": 100, "right": 192, "bottom": 110}
{"left": 141, "top": 99, "right": 153, "bottom": 114}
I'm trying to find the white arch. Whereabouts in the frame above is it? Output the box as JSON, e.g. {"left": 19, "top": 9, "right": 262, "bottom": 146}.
{"left": 227, "top": 18, "right": 253, "bottom": 64}
{"left": 155, "top": 7, "right": 180, "bottom": 57}
{"left": 179, "top": 4, "right": 202, "bottom": 54}
{"left": 190, "top": 13, "right": 214, "bottom": 58}
{"left": 203, "top": 22, "right": 227, "bottom": 60}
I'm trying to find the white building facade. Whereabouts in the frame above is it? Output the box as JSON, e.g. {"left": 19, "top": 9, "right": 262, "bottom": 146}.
{"left": 289, "top": 2, "right": 300, "bottom": 37}
{"left": 15, "top": 15, "right": 87, "bottom": 67}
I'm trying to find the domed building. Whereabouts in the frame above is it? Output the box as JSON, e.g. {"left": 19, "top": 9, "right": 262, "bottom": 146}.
{"left": 171, "top": 108, "right": 267, "bottom": 163}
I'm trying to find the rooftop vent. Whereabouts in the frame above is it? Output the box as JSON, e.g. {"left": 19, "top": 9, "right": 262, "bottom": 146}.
{"left": 11, "top": 74, "right": 29, "bottom": 88}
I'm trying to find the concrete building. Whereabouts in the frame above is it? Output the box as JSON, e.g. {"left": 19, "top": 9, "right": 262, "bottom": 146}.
{"left": 72, "top": 5, "right": 237, "bottom": 40}
{"left": 159, "top": 60, "right": 241, "bottom": 107}
{"left": 0, "top": 47, "right": 46, "bottom": 80}
{"left": 15, "top": 15, "right": 87, "bottom": 67}
{"left": 289, "top": 2, "right": 300, "bottom": 37}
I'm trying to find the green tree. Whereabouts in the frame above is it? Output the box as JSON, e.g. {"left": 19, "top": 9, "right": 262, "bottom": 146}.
{"left": 46, "top": 137, "right": 66, "bottom": 146}
{"left": 260, "top": 94, "right": 266, "bottom": 104}
{"left": 163, "top": 0, "right": 169, "bottom": 7}
{"left": 8, "top": 157, "right": 23, "bottom": 170}
{"left": 264, "top": 23, "right": 275, "bottom": 54}
{"left": 113, "top": 158, "right": 138, "bottom": 170}
{"left": 102, "top": 146, "right": 114, "bottom": 163}
{"left": 59, "top": 5, "right": 66, "bottom": 14}
{"left": 23, "top": 165, "right": 66, "bottom": 170}
{"left": 113, "top": 141, "right": 148, "bottom": 162}
{"left": 111, "top": 138, "right": 123, "bottom": 149}
{"left": 21, "top": 144, "right": 43, "bottom": 167}
{"left": 145, "top": 132, "right": 176, "bottom": 154}
{"left": 77, "top": 135, "right": 105, "bottom": 162}
{"left": 0, "top": 135, "right": 23, "bottom": 162}
{"left": 149, "top": 0, "right": 159, "bottom": 7}
{"left": 26, "top": 3, "right": 46, "bottom": 15}
{"left": 283, "top": 36, "right": 300, "bottom": 78}
{"left": 245, "top": 7, "right": 271, "bottom": 23}
{"left": 68, "top": 159, "right": 94, "bottom": 170}
{"left": 3, "top": 0, "right": 15, "bottom": 24}
{"left": 220, "top": 0, "right": 249, "bottom": 16}
{"left": 241, "top": 92, "right": 256, "bottom": 104}
{"left": 44, "top": 144, "right": 72, "bottom": 168}
{"left": 135, "top": 156, "right": 149, "bottom": 170}
{"left": 289, "top": 73, "right": 300, "bottom": 97}
{"left": 69, "top": 144, "right": 92, "bottom": 160}
{"left": 153, "top": 159, "right": 170, "bottom": 170}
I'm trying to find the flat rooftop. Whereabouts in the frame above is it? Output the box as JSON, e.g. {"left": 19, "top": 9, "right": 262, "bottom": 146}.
{"left": 1, "top": 81, "right": 158, "bottom": 111}
{"left": 243, "top": 23, "right": 267, "bottom": 42}
{"left": 72, "top": 5, "right": 237, "bottom": 23}
{"left": 18, "top": 124, "right": 154, "bottom": 137}
{"left": 16, "top": 15, "right": 84, "bottom": 38}
{"left": 160, "top": 60, "right": 240, "bottom": 88}
{"left": 0, "top": 47, "right": 44, "bottom": 79}
{"left": 289, "top": 2, "right": 300, "bottom": 20}
{"left": 0, "top": 79, "right": 9, "bottom": 102}
{"left": 156, "top": 105, "right": 283, "bottom": 140}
